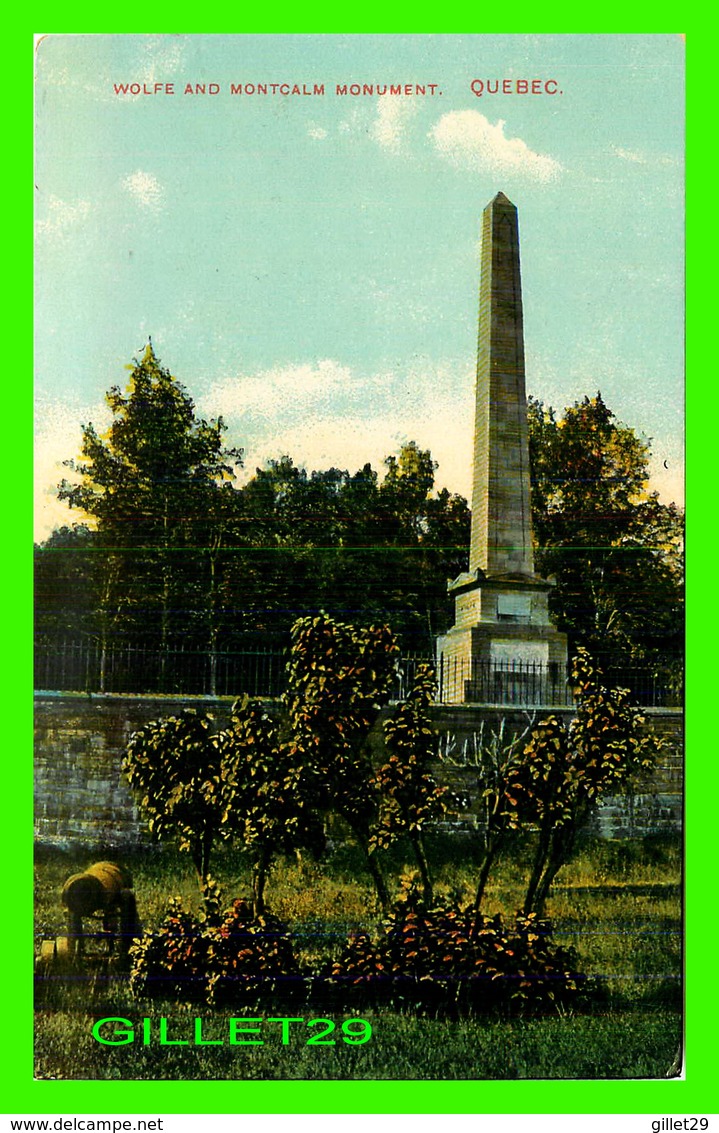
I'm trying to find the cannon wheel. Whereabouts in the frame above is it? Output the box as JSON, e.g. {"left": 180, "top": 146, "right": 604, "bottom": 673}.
{"left": 35, "top": 939, "right": 56, "bottom": 977}
{"left": 34, "top": 936, "right": 75, "bottom": 980}
{"left": 55, "top": 935, "right": 76, "bottom": 963}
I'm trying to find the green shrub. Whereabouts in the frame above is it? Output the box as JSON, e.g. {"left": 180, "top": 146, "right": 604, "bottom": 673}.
{"left": 204, "top": 898, "right": 304, "bottom": 1008}
{"left": 129, "top": 897, "right": 209, "bottom": 1002}
{"left": 320, "top": 879, "right": 593, "bottom": 1017}
{"left": 129, "top": 883, "right": 303, "bottom": 1009}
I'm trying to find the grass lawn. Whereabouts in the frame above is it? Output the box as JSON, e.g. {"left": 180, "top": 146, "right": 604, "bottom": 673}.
{"left": 34, "top": 834, "right": 682, "bottom": 1080}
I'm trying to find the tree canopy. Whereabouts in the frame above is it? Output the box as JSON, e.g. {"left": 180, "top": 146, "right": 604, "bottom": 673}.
{"left": 38, "top": 349, "right": 470, "bottom": 664}
{"left": 36, "top": 350, "right": 682, "bottom": 680}
{"left": 54, "top": 345, "right": 243, "bottom": 685}
{"left": 527, "top": 393, "right": 684, "bottom": 665}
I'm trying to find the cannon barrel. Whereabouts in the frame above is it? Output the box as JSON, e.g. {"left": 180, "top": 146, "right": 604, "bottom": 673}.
{"left": 60, "top": 861, "right": 139, "bottom": 956}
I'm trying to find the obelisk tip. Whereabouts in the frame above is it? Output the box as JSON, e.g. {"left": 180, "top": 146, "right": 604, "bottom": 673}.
{"left": 491, "top": 191, "right": 514, "bottom": 207}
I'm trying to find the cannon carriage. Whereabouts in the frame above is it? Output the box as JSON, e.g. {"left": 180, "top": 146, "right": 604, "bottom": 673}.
{"left": 35, "top": 861, "right": 141, "bottom": 979}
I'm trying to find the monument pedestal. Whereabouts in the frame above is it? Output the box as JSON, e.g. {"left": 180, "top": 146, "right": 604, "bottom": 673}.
{"left": 436, "top": 570, "right": 567, "bottom": 704}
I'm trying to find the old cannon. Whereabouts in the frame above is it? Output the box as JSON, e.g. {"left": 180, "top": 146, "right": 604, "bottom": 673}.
{"left": 36, "top": 862, "right": 142, "bottom": 977}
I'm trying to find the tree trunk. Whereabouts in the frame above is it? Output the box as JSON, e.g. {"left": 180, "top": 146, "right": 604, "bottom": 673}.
{"left": 159, "top": 494, "right": 171, "bottom": 693}
{"left": 207, "top": 531, "right": 221, "bottom": 697}
{"left": 193, "top": 831, "right": 214, "bottom": 896}
{"left": 99, "top": 640, "right": 107, "bottom": 695}
{"left": 201, "top": 834, "right": 212, "bottom": 886}
{"left": 523, "top": 823, "right": 554, "bottom": 915}
{"left": 364, "top": 846, "right": 390, "bottom": 912}
{"left": 532, "top": 854, "right": 562, "bottom": 915}
{"left": 97, "top": 553, "right": 120, "bottom": 694}
{"left": 252, "top": 845, "right": 273, "bottom": 916}
{"left": 347, "top": 817, "right": 390, "bottom": 911}
{"left": 472, "top": 843, "right": 499, "bottom": 921}
{"left": 532, "top": 816, "right": 581, "bottom": 914}
{"left": 410, "top": 830, "right": 433, "bottom": 906}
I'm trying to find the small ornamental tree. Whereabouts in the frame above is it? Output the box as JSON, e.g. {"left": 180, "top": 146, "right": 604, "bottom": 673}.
{"left": 461, "top": 717, "right": 536, "bottom": 916}
{"left": 502, "top": 649, "right": 662, "bottom": 914}
{"left": 372, "top": 664, "right": 447, "bottom": 905}
{"left": 123, "top": 710, "right": 225, "bottom": 889}
{"left": 285, "top": 613, "right": 400, "bottom": 909}
{"left": 502, "top": 714, "right": 574, "bottom": 916}
{"left": 219, "top": 698, "right": 325, "bottom": 914}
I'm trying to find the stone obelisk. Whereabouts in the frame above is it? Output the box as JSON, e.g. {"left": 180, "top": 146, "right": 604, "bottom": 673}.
{"left": 436, "top": 192, "right": 567, "bottom": 703}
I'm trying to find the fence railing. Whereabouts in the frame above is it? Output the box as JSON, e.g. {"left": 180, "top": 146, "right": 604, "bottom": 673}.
{"left": 34, "top": 636, "right": 682, "bottom": 708}
{"left": 33, "top": 637, "right": 289, "bottom": 699}
{"left": 434, "top": 655, "right": 682, "bottom": 708}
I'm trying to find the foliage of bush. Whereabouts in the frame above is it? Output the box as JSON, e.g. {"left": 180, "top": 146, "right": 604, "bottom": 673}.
{"left": 320, "top": 877, "right": 591, "bottom": 1017}
{"left": 122, "top": 633, "right": 661, "bottom": 1019}
{"left": 373, "top": 664, "right": 447, "bottom": 842}
{"left": 129, "top": 881, "right": 302, "bottom": 1009}
{"left": 285, "top": 612, "right": 401, "bottom": 908}
{"left": 371, "top": 664, "right": 449, "bottom": 904}
{"left": 500, "top": 649, "right": 663, "bottom": 913}
{"left": 204, "top": 897, "right": 303, "bottom": 1008}
{"left": 129, "top": 896, "right": 209, "bottom": 1002}
{"left": 123, "top": 709, "right": 226, "bottom": 885}
{"left": 219, "top": 698, "right": 326, "bottom": 913}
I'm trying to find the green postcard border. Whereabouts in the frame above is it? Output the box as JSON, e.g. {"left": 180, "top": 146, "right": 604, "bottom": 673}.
{"left": 10, "top": 16, "right": 710, "bottom": 1118}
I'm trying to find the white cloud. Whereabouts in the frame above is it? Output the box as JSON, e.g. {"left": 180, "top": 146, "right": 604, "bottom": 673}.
{"left": 202, "top": 358, "right": 474, "bottom": 496}
{"left": 612, "top": 145, "right": 646, "bottom": 164}
{"left": 370, "top": 99, "right": 418, "bottom": 153}
{"left": 35, "top": 194, "right": 93, "bottom": 239}
{"left": 204, "top": 360, "right": 356, "bottom": 423}
{"left": 34, "top": 396, "right": 110, "bottom": 540}
{"left": 139, "top": 35, "right": 187, "bottom": 79}
{"left": 429, "top": 110, "right": 562, "bottom": 183}
{"left": 610, "top": 144, "right": 679, "bottom": 169}
{"left": 35, "top": 43, "right": 114, "bottom": 103}
{"left": 243, "top": 401, "right": 472, "bottom": 496}
{"left": 328, "top": 99, "right": 417, "bottom": 154}
{"left": 123, "top": 170, "right": 165, "bottom": 212}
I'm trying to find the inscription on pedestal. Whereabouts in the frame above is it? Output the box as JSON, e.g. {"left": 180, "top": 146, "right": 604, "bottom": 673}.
{"left": 490, "top": 640, "right": 549, "bottom": 665}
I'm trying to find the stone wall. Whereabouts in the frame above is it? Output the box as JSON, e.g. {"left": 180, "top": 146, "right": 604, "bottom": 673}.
{"left": 34, "top": 694, "right": 235, "bottom": 849}
{"left": 431, "top": 705, "right": 683, "bottom": 840}
{"left": 34, "top": 695, "right": 683, "bottom": 850}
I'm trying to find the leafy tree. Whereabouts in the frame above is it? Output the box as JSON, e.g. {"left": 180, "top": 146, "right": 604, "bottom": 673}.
{"left": 236, "top": 458, "right": 347, "bottom": 639}
{"left": 123, "top": 710, "right": 226, "bottom": 888}
{"left": 123, "top": 699, "right": 323, "bottom": 914}
{"left": 219, "top": 698, "right": 325, "bottom": 913}
{"left": 34, "top": 524, "right": 99, "bottom": 638}
{"left": 372, "top": 664, "right": 448, "bottom": 904}
{"left": 58, "top": 344, "right": 242, "bottom": 684}
{"left": 234, "top": 443, "right": 470, "bottom": 651}
{"left": 284, "top": 613, "right": 400, "bottom": 909}
{"left": 501, "top": 649, "right": 662, "bottom": 914}
{"left": 374, "top": 443, "right": 471, "bottom": 647}
{"left": 458, "top": 718, "right": 536, "bottom": 916}
{"left": 379, "top": 441, "right": 437, "bottom": 543}
{"left": 528, "top": 393, "right": 684, "bottom": 665}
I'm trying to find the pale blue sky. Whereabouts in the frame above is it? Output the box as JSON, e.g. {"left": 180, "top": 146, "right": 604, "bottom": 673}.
{"left": 34, "top": 34, "right": 684, "bottom": 539}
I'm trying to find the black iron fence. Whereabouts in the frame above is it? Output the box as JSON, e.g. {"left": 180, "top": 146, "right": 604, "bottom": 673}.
{"left": 34, "top": 636, "right": 289, "bottom": 699}
{"left": 34, "top": 635, "right": 682, "bottom": 708}
{"left": 434, "top": 655, "right": 682, "bottom": 708}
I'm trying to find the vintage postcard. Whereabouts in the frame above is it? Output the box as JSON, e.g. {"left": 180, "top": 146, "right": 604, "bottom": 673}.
{"left": 31, "top": 32, "right": 687, "bottom": 1105}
